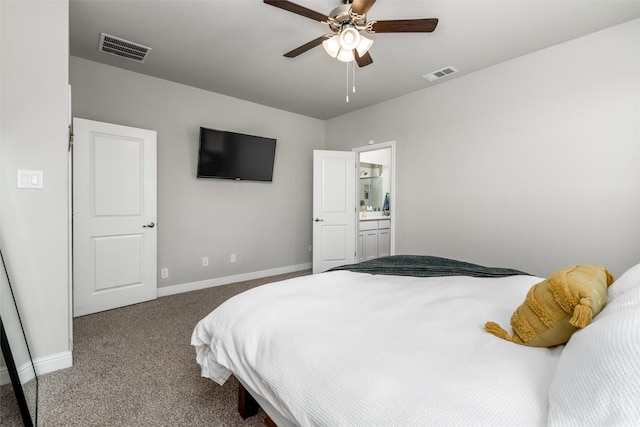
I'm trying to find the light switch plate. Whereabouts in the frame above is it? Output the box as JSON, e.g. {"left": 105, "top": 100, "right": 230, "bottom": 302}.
{"left": 17, "top": 170, "right": 43, "bottom": 189}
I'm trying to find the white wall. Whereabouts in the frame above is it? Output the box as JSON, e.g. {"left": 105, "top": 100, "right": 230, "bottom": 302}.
{"left": 327, "top": 19, "right": 640, "bottom": 278}
{"left": 70, "top": 57, "right": 324, "bottom": 290}
{"left": 0, "top": 0, "right": 71, "bottom": 369}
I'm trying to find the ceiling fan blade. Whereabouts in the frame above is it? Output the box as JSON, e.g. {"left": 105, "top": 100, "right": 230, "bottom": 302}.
{"left": 263, "top": 0, "right": 329, "bottom": 22}
{"left": 370, "top": 18, "right": 439, "bottom": 33}
{"left": 284, "top": 35, "right": 327, "bottom": 58}
{"left": 350, "top": 0, "right": 376, "bottom": 16}
{"left": 354, "top": 50, "right": 373, "bottom": 67}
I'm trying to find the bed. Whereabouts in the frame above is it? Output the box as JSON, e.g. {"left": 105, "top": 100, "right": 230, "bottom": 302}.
{"left": 191, "top": 255, "right": 640, "bottom": 426}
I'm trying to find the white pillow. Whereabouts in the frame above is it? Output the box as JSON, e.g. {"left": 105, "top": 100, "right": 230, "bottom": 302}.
{"left": 548, "top": 285, "right": 640, "bottom": 426}
{"left": 608, "top": 262, "right": 640, "bottom": 301}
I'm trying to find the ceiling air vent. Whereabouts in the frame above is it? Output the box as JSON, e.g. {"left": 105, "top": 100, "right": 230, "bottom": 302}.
{"left": 422, "top": 66, "right": 458, "bottom": 82}
{"left": 98, "top": 33, "right": 152, "bottom": 63}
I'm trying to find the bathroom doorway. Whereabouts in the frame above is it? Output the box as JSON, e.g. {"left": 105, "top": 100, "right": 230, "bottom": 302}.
{"left": 353, "top": 141, "right": 396, "bottom": 261}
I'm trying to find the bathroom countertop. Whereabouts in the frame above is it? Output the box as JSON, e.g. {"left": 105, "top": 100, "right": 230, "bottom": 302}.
{"left": 359, "top": 213, "right": 391, "bottom": 221}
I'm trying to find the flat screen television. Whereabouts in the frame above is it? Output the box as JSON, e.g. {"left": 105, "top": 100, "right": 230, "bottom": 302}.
{"left": 197, "top": 127, "right": 276, "bottom": 182}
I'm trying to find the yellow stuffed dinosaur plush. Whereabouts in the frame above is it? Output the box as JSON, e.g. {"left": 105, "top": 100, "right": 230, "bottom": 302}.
{"left": 485, "top": 265, "right": 614, "bottom": 347}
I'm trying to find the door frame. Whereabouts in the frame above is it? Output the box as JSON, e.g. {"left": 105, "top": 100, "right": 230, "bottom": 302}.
{"left": 353, "top": 140, "right": 396, "bottom": 257}
{"left": 67, "top": 85, "right": 73, "bottom": 352}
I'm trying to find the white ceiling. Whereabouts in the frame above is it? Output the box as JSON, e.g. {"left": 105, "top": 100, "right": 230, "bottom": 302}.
{"left": 70, "top": 0, "right": 640, "bottom": 120}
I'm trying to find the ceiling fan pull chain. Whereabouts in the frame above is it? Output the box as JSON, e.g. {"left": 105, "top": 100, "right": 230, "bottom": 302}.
{"left": 346, "top": 60, "right": 350, "bottom": 103}
{"left": 353, "top": 60, "right": 356, "bottom": 94}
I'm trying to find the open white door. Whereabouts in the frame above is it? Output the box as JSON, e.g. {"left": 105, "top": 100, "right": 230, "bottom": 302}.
{"left": 312, "top": 150, "right": 357, "bottom": 273}
{"left": 73, "top": 118, "right": 157, "bottom": 316}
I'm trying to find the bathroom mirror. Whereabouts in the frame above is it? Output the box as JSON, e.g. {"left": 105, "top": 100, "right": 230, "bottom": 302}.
{"left": 359, "top": 163, "right": 384, "bottom": 210}
{"left": 0, "top": 250, "right": 37, "bottom": 426}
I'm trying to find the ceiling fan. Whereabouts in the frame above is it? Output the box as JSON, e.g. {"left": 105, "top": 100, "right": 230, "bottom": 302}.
{"left": 264, "top": 0, "right": 439, "bottom": 67}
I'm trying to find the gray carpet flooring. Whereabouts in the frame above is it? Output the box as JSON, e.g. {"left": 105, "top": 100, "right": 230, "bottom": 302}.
{"left": 1, "top": 270, "right": 310, "bottom": 426}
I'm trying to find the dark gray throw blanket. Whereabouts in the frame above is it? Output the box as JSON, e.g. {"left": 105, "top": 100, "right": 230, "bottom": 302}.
{"left": 328, "top": 255, "right": 530, "bottom": 278}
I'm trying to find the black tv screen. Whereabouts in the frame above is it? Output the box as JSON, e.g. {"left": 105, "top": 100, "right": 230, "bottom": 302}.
{"left": 197, "top": 127, "right": 276, "bottom": 181}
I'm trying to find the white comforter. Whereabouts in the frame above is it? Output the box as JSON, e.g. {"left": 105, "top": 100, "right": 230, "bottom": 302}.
{"left": 192, "top": 271, "right": 563, "bottom": 427}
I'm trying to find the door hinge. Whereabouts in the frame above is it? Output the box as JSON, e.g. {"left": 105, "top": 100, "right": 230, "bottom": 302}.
{"left": 68, "top": 125, "right": 74, "bottom": 152}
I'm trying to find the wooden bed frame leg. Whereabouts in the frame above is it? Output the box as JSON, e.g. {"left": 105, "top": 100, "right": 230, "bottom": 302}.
{"left": 238, "top": 382, "right": 260, "bottom": 419}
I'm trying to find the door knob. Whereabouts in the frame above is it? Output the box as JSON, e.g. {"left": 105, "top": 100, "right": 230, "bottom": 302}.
{"left": 143, "top": 222, "right": 155, "bottom": 228}
{"left": 314, "top": 218, "right": 324, "bottom": 222}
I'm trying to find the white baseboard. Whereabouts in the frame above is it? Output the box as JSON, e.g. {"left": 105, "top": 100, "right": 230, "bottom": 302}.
{"left": 157, "top": 262, "right": 311, "bottom": 298}
{"left": 34, "top": 350, "right": 73, "bottom": 376}
{"left": 0, "top": 360, "right": 34, "bottom": 386}
{"left": 1, "top": 350, "right": 72, "bottom": 386}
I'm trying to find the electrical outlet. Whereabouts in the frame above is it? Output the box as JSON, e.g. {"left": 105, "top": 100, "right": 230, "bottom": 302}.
{"left": 308, "top": 244, "right": 312, "bottom": 253}
{"left": 230, "top": 254, "right": 236, "bottom": 263}
{"left": 202, "top": 257, "right": 209, "bottom": 267}
{"left": 161, "top": 268, "right": 169, "bottom": 279}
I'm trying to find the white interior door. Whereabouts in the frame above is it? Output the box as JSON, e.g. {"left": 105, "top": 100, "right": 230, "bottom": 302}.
{"left": 73, "top": 118, "right": 157, "bottom": 316}
{"left": 312, "top": 150, "right": 357, "bottom": 273}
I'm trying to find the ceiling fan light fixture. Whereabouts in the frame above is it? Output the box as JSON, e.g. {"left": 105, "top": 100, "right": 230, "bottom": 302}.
{"left": 322, "top": 35, "right": 341, "bottom": 57}
{"left": 339, "top": 25, "right": 360, "bottom": 50}
{"left": 336, "top": 47, "right": 355, "bottom": 62}
{"left": 323, "top": 34, "right": 356, "bottom": 62}
{"left": 355, "top": 35, "right": 373, "bottom": 57}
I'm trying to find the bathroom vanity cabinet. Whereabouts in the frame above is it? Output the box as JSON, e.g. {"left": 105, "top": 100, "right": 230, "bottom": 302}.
{"left": 358, "top": 218, "right": 391, "bottom": 262}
